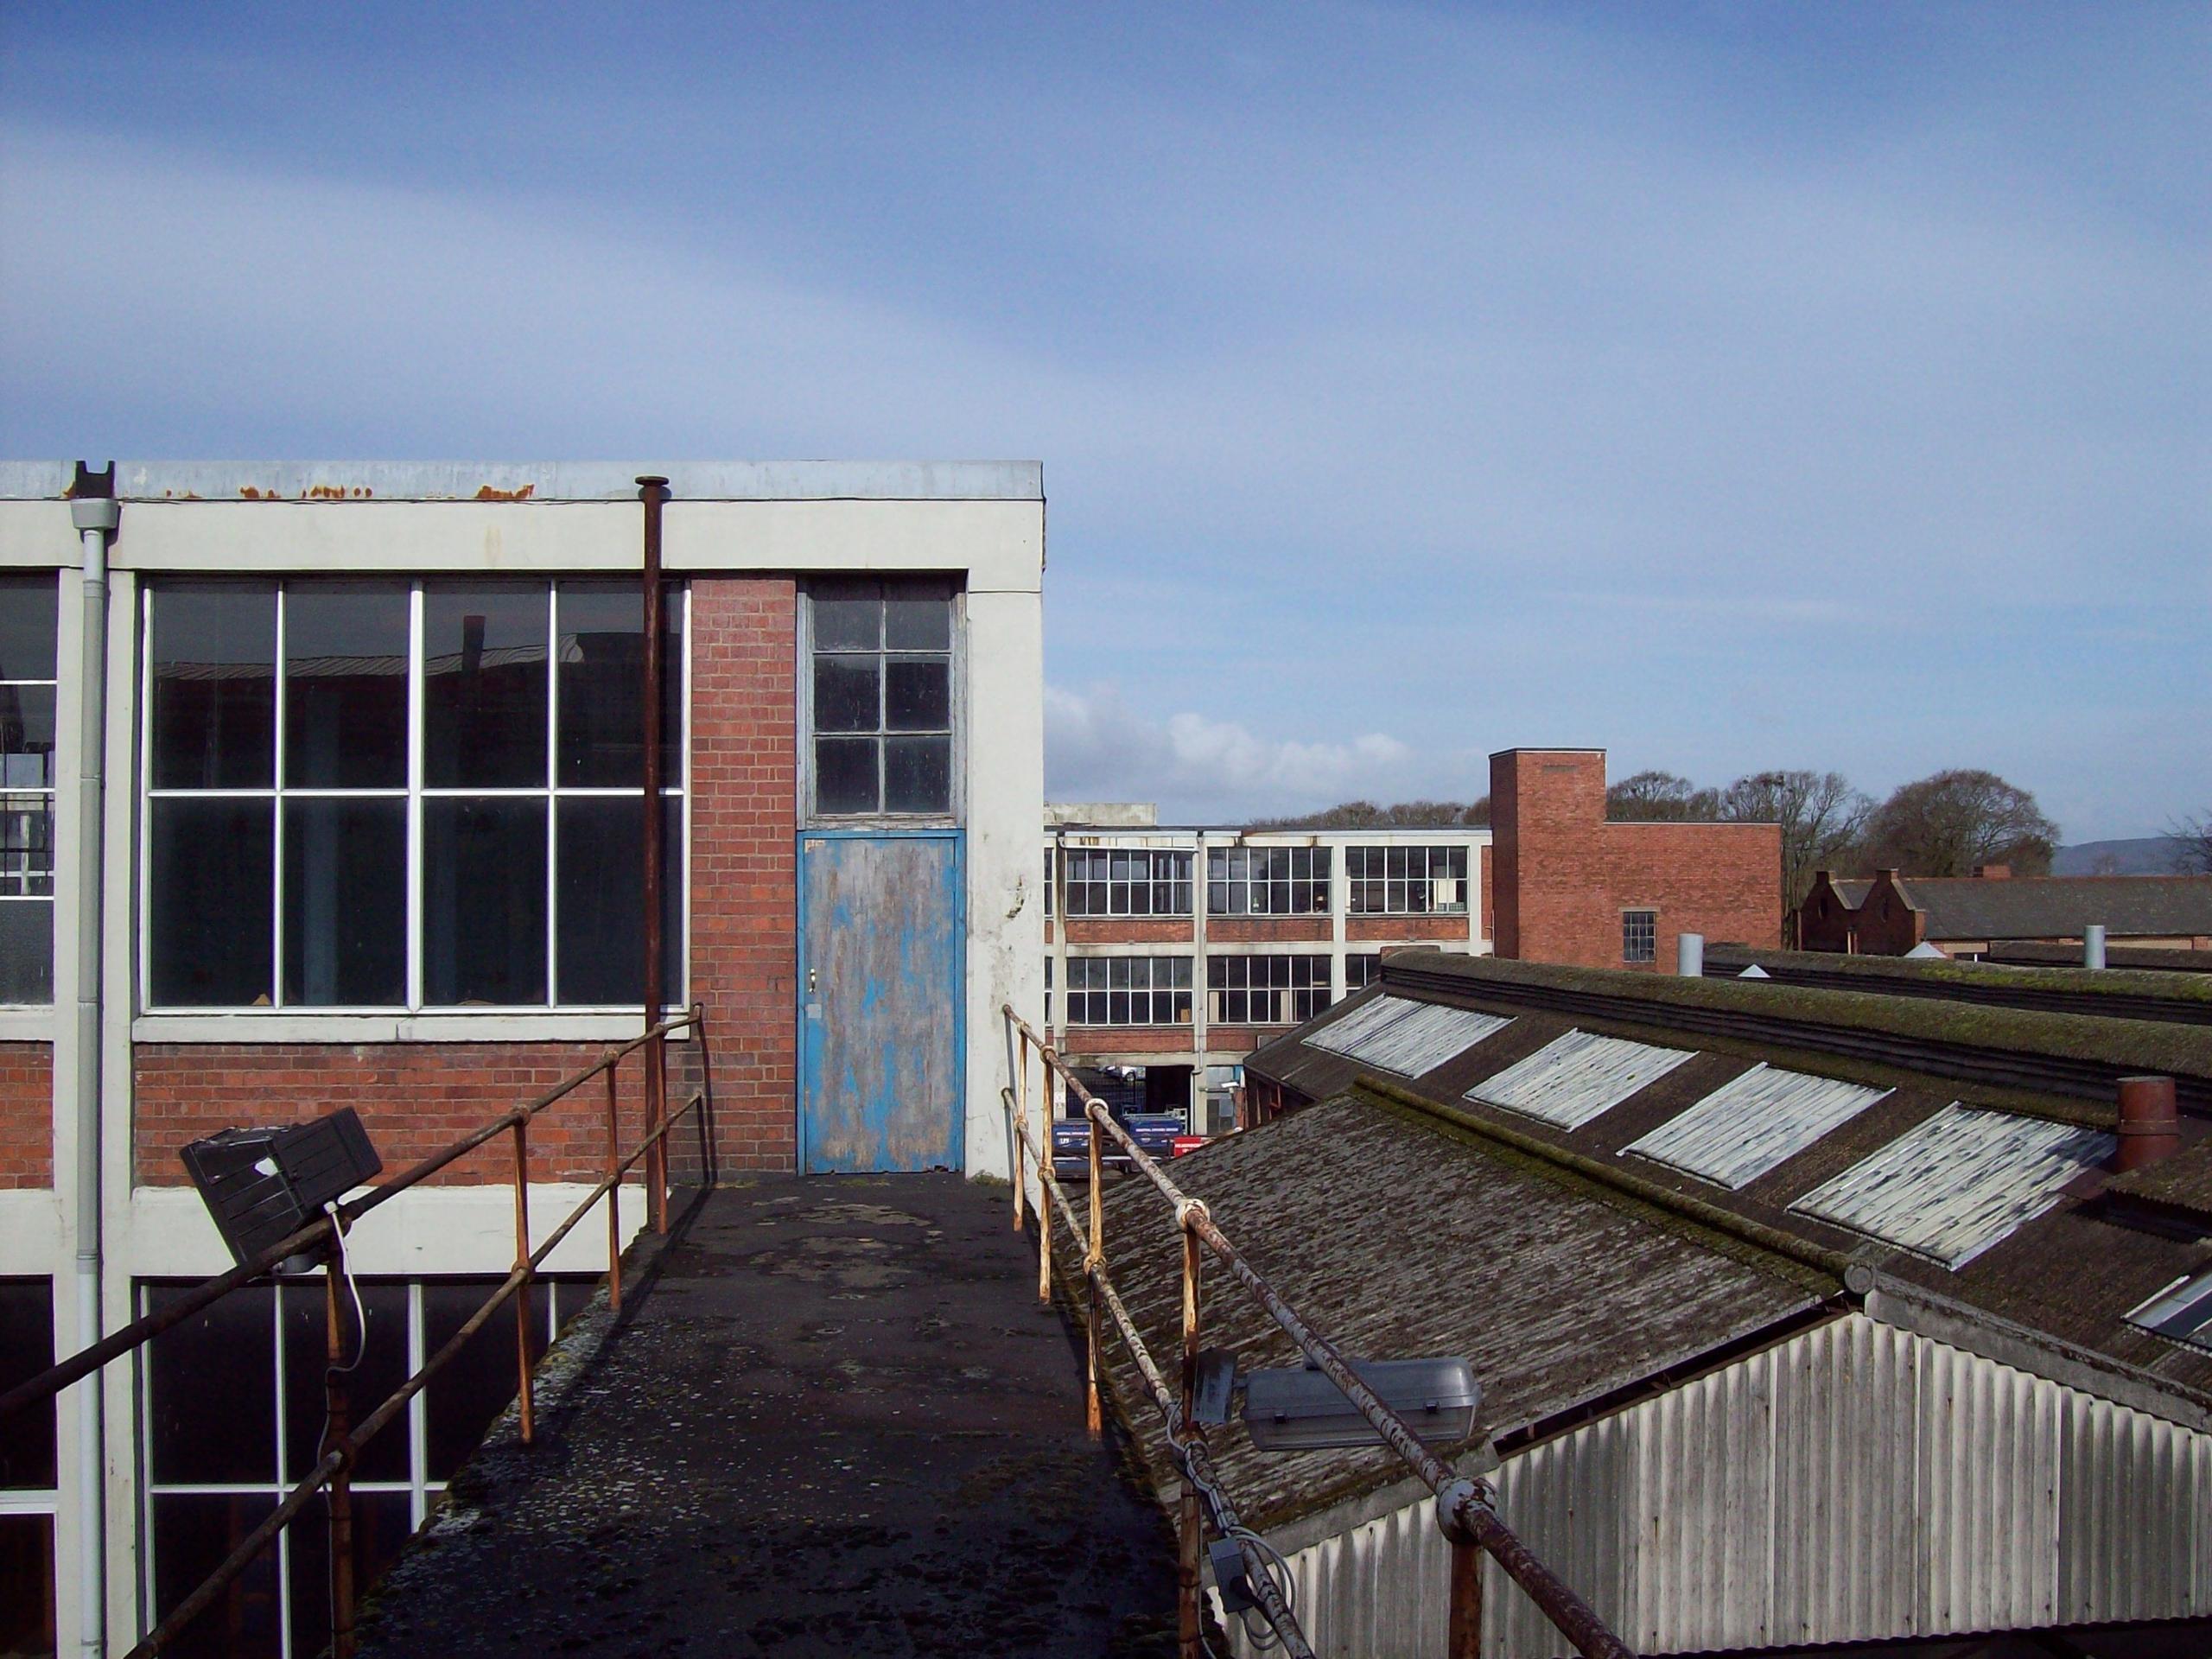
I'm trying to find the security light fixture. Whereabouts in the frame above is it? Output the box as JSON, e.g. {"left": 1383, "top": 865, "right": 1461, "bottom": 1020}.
{"left": 1240, "top": 1357, "right": 1480, "bottom": 1452}
{"left": 181, "top": 1109, "right": 382, "bottom": 1272}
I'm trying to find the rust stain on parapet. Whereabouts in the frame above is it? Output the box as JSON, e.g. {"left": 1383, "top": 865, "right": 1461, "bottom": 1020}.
{"left": 474, "top": 483, "right": 536, "bottom": 502}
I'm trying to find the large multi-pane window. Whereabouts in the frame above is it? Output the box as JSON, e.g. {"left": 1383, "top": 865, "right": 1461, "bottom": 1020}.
{"left": 1346, "top": 845, "right": 1467, "bottom": 915}
{"left": 807, "top": 580, "right": 955, "bottom": 818}
{"left": 1623, "top": 910, "right": 1657, "bottom": 964}
{"left": 0, "top": 1280, "right": 55, "bottom": 1659}
{"left": 143, "top": 581, "right": 683, "bottom": 1010}
{"left": 1059, "top": 849, "right": 1192, "bottom": 918}
{"left": 138, "top": 1275, "right": 590, "bottom": 1659}
{"left": 1206, "top": 847, "right": 1331, "bottom": 916}
{"left": 0, "top": 577, "right": 56, "bottom": 1005}
{"left": 1059, "top": 957, "right": 1192, "bottom": 1026}
{"left": 1207, "top": 955, "right": 1329, "bottom": 1026}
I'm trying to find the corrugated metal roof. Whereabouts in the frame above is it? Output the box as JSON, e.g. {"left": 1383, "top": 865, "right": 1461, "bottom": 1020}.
{"left": 1624, "top": 1065, "right": 1891, "bottom": 1189}
{"left": 1464, "top": 1028, "right": 1694, "bottom": 1128}
{"left": 1789, "top": 1105, "right": 2116, "bottom": 1269}
{"left": 1302, "top": 995, "right": 1509, "bottom": 1077}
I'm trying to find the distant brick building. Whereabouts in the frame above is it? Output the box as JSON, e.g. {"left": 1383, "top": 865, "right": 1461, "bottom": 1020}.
{"left": 1490, "top": 748, "right": 1781, "bottom": 969}
{"left": 1801, "top": 866, "right": 2212, "bottom": 957}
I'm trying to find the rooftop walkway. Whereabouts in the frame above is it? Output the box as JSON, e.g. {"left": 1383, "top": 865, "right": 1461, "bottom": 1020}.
{"left": 357, "top": 1176, "right": 1179, "bottom": 1657}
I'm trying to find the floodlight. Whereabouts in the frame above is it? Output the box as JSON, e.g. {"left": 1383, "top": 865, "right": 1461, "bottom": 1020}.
{"left": 181, "top": 1109, "right": 382, "bottom": 1271}
{"left": 1240, "top": 1357, "right": 1479, "bottom": 1452}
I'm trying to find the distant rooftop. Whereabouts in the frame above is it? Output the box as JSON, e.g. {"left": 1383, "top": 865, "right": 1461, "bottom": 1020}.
{"left": 0, "top": 459, "right": 1043, "bottom": 502}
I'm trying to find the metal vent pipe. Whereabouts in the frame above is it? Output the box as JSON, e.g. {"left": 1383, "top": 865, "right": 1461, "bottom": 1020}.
{"left": 2113, "top": 1075, "right": 2180, "bottom": 1173}
{"left": 2083, "top": 924, "right": 2107, "bottom": 970}
{"left": 1675, "top": 931, "right": 1704, "bottom": 978}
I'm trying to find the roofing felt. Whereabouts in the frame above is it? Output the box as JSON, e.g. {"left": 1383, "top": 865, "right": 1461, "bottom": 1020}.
{"left": 1085, "top": 1091, "right": 1825, "bottom": 1532}
{"left": 1624, "top": 1065, "right": 1891, "bottom": 1190}
{"left": 1788, "top": 1105, "right": 2116, "bottom": 1269}
{"left": 1464, "top": 1028, "right": 1696, "bottom": 1128}
{"left": 1843, "top": 875, "right": 2212, "bottom": 942}
{"left": 2109, "top": 1136, "right": 2212, "bottom": 1221}
{"left": 1300, "top": 993, "right": 1510, "bottom": 1077}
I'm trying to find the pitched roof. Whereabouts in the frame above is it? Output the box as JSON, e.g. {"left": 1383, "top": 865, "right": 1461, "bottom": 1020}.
{"left": 1836, "top": 874, "right": 2212, "bottom": 941}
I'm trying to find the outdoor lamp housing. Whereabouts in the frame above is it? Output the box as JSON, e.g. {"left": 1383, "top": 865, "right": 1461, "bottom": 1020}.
{"left": 1240, "top": 1357, "right": 1480, "bottom": 1452}
{"left": 181, "top": 1109, "right": 382, "bottom": 1270}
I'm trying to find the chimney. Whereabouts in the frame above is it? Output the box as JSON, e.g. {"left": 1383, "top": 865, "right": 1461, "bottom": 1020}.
{"left": 1974, "top": 864, "right": 2012, "bottom": 880}
{"left": 2113, "top": 1076, "right": 2180, "bottom": 1174}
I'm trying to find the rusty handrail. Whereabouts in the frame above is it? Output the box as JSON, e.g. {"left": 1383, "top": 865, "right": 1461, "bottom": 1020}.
{"left": 1004, "top": 1003, "right": 1635, "bottom": 1659}
{"left": 1005, "top": 1087, "right": 1315, "bottom": 1659}
{"left": 7, "top": 1004, "right": 708, "bottom": 1658}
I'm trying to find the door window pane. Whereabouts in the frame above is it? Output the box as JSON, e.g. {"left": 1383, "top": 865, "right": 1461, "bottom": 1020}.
{"left": 815, "top": 738, "right": 877, "bottom": 815}
{"left": 555, "top": 582, "right": 679, "bottom": 787}
{"left": 151, "top": 584, "right": 276, "bottom": 790}
{"left": 885, "top": 736, "right": 951, "bottom": 814}
{"left": 424, "top": 584, "right": 547, "bottom": 787}
{"left": 150, "top": 798, "right": 274, "bottom": 1007}
{"left": 812, "top": 657, "right": 879, "bottom": 733}
{"left": 145, "top": 1284, "right": 276, "bottom": 1484}
{"left": 885, "top": 658, "right": 949, "bottom": 730}
{"left": 810, "top": 593, "right": 880, "bottom": 651}
{"left": 283, "top": 583, "right": 408, "bottom": 789}
{"left": 0, "top": 1280, "right": 54, "bottom": 1489}
{"left": 884, "top": 594, "right": 950, "bottom": 650}
{"left": 556, "top": 798, "right": 682, "bottom": 1006}
{"left": 282, "top": 799, "right": 405, "bottom": 1007}
{"left": 807, "top": 581, "right": 954, "bottom": 821}
{"left": 423, "top": 798, "right": 547, "bottom": 1005}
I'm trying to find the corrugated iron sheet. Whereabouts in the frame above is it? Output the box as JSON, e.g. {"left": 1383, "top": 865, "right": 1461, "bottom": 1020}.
{"left": 1464, "top": 1028, "right": 1694, "bottom": 1129}
{"left": 1303, "top": 995, "right": 1510, "bottom": 1077}
{"left": 1226, "top": 1313, "right": 2212, "bottom": 1657}
{"left": 1789, "top": 1105, "right": 2116, "bottom": 1269}
{"left": 1624, "top": 1065, "right": 1891, "bottom": 1189}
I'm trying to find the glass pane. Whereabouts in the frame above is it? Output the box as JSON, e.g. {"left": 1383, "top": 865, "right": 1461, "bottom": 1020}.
{"left": 149, "top": 798, "right": 274, "bottom": 1007}
{"left": 0, "top": 685, "right": 55, "bottom": 793}
{"left": 423, "top": 1278, "right": 546, "bottom": 1481}
{"left": 287, "top": 1488, "right": 412, "bottom": 1659}
{"left": 282, "top": 799, "right": 405, "bottom": 1007}
{"left": 883, "top": 594, "right": 950, "bottom": 650}
{"left": 0, "top": 1513, "right": 54, "bottom": 1659}
{"left": 815, "top": 738, "right": 877, "bottom": 815}
{"left": 151, "top": 1493, "right": 281, "bottom": 1659}
{"left": 556, "top": 582, "right": 682, "bottom": 787}
{"left": 0, "top": 1280, "right": 54, "bottom": 1488}
{"left": 884, "top": 658, "right": 949, "bottom": 731}
{"left": 884, "top": 736, "right": 950, "bottom": 814}
{"left": 423, "top": 584, "right": 547, "bottom": 787}
{"left": 145, "top": 1282, "right": 276, "bottom": 1484}
{"left": 0, "top": 574, "right": 55, "bottom": 682}
{"left": 0, "top": 901, "right": 52, "bottom": 1005}
{"left": 282, "top": 1280, "right": 410, "bottom": 1482}
{"left": 810, "top": 594, "right": 880, "bottom": 651}
{"left": 423, "top": 798, "right": 547, "bottom": 1006}
{"left": 0, "top": 788, "right": 53, "bottom": 896}
{"left": 555, "top": 798, "right": 683, "bottom": 1006}
{"left": 283, "top": 582, "right": 409, "bottom": 789}
{"left": 151, "top": 584, "right": 276, "bottom": 790}
{"left": 812, "top": 657, "right": 879, "bottom": 734}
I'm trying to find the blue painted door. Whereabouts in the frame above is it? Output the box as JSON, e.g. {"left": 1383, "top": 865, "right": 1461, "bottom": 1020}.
{"left": 798, "top": 831, "right": 964, "bottom": 1173}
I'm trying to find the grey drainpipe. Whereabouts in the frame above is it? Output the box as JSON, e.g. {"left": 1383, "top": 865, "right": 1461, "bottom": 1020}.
{"left": 67, "top": 464, "right": 116, "bottom": 1659}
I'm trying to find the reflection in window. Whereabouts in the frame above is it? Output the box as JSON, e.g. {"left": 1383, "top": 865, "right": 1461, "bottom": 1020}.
{"left": 144, "top": 581, "right": 687, "bottom": 1010}
{"left": 1206, "top": 954, "right": 1329, "bottom": 1026}
{"left": 1059, "top": 957, "right": 1192, "bottom": 1026}
{"left": 0, "top": 1279, "right": 55, "bottom": 1659}
{"left": 1207, "top": 847, "right": 1331, "bottom": 916}
{"left": 1343, "top": 953, "right": 1382, "bottom": 996}
{"left": 1346, "top": 845, "right": 1467, "bottom": 914}
{"left": 1059, "top": 849, "right": 1192, "bottom": 918}
{"left": 0, "top": 575, "right": 57, "bottom": 1004}
{"left": 808, "top": 581, "right": 954, "bottom": 817}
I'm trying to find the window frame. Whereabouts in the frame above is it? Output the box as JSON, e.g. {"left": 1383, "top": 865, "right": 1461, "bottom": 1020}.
{"left": 1206, "top": 846, "right": 1332, "bottom": 916}
{"left": 1344, "top": 843, "right": 1468, "bottom": 916}
{"left": 137, "top": 579, "right": 691, "bottom": 1016}
{"left": 0, "top": 573, "right": 58, "bottom": 1008}
{"left": 1205, "top": 953, "right": 1331, "bottom": 1026}
{"left": 1058, "top": 849, "right": 1193, "bottom": 918}
{"left": 799, "top": 579, "right": 963, "bottom": 826}
{"left": 1058, "top": 954, "right": 1193, "bottom": 1027}
{"left": 1623, "top": 908, "right": 1657, "bottom": 964}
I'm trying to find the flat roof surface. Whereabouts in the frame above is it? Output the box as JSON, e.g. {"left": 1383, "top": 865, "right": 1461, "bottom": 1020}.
{"left": 0, "top": 459, "right": 1043, "bottom": 501}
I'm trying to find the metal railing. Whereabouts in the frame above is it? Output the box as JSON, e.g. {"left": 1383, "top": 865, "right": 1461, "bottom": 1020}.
{"left": 0, "top": 1005, "right": 709, "bottom": 1659}
{"left": 1003, "top": 1004, "right": 1635, "bottom": 1659}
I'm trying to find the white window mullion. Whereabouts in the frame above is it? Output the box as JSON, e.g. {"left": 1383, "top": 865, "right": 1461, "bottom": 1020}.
{"left": 543, "top": 582, "right": 559, "bottom": 1010}
{"left": 406, "top": 582, "right": 425, "bottom": 1013}
{"left": 270, "top": 585, "right": 288, "bottom": 1010}
{"left": 270, "top": 1285, "right": 294, "bottom": 1659}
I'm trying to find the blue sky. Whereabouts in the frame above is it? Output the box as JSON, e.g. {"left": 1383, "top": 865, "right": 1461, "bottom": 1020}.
{"left": 3, "top": 3, "right": 2204, "bottom": 836}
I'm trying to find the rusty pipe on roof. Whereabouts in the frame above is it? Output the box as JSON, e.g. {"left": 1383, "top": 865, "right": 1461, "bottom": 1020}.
{"left": 2115, "top": 1075, "right": 2181, "bottom": 1173}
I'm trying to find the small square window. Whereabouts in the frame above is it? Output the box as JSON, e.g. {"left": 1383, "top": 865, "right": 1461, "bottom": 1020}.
{"left": 1623, "top": 910, "right": 1657, "bottom": 964}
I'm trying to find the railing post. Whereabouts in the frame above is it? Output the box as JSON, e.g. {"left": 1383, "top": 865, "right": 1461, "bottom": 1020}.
{"left": 512, "top": 1119, "right": 536, "bottom": 1446}
{"left": 605, "top": 1064, "right": 624, "bottom": 1313}
{"left": 1013, "top": 1029, "right": 1029, "bottom": 1231}
{"left": 1178, "top": 1212, "right": 1205, "bottom": 1659}
{"left": 1447, "top": 1534, "right": 1484, "bottom": 1658}
{"left": 1084, "top": 1104, "right": 1103, "bottom": 1439}
{"left": 323, "top": 1236, "right": 356, "bottom": 1659}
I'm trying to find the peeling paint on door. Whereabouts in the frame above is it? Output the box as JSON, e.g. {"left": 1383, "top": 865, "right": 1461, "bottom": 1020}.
{"left": 799, "top": 831, "right": 964, "bottom": 1173}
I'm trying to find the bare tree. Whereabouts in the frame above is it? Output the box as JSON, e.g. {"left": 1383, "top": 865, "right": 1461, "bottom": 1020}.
{"left": 1605, "top": 770, "right": 1720, "bottom": 822}
{"left": 1255, "top": 798, "right": 1491, "bottom": 830}
{"left": 1861, "top": 769, "right": 2058, "bottom": 878}
{"left": 1720, "top": 770, "right": 1872, "bottom": 945}
{"left": 2170, "top": 810, "right": 2212, "bottom": 875}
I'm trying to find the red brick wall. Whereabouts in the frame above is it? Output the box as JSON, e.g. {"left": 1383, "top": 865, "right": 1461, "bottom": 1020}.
{"left": 1490, "top": 749, "right": 1780, "bottom": 971}
{"left": 0, "top": 1044, "right": 52, "bottom": 1189}
{"left": 131, "top": 575, "right": 804, "bottom": 1188}
{"left": 1347, "top": 915, "right": 1467, "bottom": 943}
{"left": 1479, "top": 846, "right": 1493, "bottom": 943}
{"left": 1060, "top": 1028, "right": 1196, "bottom": 1057}
{"left": 1208, "top": 918, "right": 1330, "bottom": 944}
{"left": 1059, "top": 918, "right": 1194, "bottom": 945}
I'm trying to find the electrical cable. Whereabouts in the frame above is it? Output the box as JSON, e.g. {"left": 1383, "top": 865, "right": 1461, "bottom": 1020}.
{"left": 319, "top": 1205, "right": 369, "bottom": 1628}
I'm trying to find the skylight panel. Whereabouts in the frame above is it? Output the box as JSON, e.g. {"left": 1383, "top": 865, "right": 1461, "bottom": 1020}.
{"left": 1624, "top": 1065, "right": 1891, "bottom": 1189}
{"left": 1789, "top": 1105, "right": 2114, "bottom": 1270}
{"left": 1465, "top": 1029, "right": 1694, "bottom": 1129}
{"left": 2127, "top": 1272, "right": 2212, "bottom": 1351}
{"left": 1302, "top": 995, "right": 1509, "bottom": 1077}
